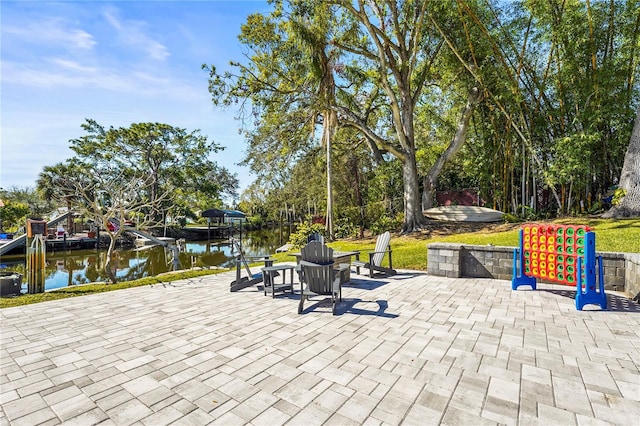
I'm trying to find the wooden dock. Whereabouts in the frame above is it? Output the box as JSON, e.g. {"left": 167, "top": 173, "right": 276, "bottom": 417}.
{"left": 45, "top": 236, "right": 99, "bottom": 251}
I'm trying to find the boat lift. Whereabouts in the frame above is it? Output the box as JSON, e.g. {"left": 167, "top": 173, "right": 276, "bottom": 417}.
{"left": 0, "top": 211, "right": 75, "bottom": 256}
{"left": 109, "top": 218, "right": 180, "bottom": 271}
{"left": 229, "top": 238, "right": 274, "bottom": 292}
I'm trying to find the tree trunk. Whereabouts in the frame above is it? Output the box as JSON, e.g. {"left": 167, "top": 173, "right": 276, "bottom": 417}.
{"left": 323, "top": 109, "right": 337, "bottom": 239}
{"left": 401, "top": 151, "right": 427, "bottom": 233}
{"left": 422, "top": 88, "right": 480, "bottom": 210}
{"left": 603, "top": 106, "right": 640, "bottom": 218}
{"left": 66, "top": 199, "right": 73, "bottom": 234}
{"left": 104, "top": 237, "right": 118, "bottom": 284}
{"left": 350, "top": 155, "right": 365, "bottom": 238}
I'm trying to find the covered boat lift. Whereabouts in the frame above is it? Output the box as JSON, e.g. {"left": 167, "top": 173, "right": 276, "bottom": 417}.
{"left": 201, "top": 209, "right": 246, "bottom": 240}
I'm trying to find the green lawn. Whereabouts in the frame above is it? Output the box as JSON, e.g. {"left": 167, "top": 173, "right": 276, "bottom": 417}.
{"left": 322, "top": 218, "right": 640, "bottom": 272}
{"left": 0, "top": 269, "right": 228, "bottom": 308}
{"left": 3, "top": 218, "right": 638, "bottom": 308}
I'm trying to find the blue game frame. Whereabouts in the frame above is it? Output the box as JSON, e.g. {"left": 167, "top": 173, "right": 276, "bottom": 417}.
{"left": 512, "top": 228, "right": 607, "bottom": 310}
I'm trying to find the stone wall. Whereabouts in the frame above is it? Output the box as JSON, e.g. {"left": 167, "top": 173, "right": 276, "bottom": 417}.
{"left": 427, "top": 242, "right": 640, "bottom": 300}
{"left": 625, "top": 253, "right": 640, "bottom": 302}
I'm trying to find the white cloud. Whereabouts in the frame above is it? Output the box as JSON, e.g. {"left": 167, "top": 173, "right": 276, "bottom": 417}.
{"left": 67, "top": 29, "right": 97, "bottom": 50}
{"left": 49, "top": 58, "right": 98, "bottom": 74}
{"left": 2, "top": 56, "right": 204, "bottom": 104}
{"left": 1, "top": 1, "right": 261, "bottom": 193}
{"left": 2, "top": 59, "right": 124, "bottom": 91}
{"left": 102, "top": 9, "right": 170, "bottom": 61}
{"left": 3, "top": 18, "right": 96, "bottom": 50}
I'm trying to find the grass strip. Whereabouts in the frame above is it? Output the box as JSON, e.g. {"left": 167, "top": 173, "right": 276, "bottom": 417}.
{"left": 3, "top": 218, "right": 638, "bottom": 308}
{"left": 0, "top": 268, "right": 228, "bottom": 308}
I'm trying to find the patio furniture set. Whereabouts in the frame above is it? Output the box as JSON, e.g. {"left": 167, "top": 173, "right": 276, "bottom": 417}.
{"left": 231, "top": 232, "right": 397, "bottom": 315}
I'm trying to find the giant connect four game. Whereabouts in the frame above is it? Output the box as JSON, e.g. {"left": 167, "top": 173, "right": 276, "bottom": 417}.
{"left": 512, "top": 224, "right": 607, "bottom": 310}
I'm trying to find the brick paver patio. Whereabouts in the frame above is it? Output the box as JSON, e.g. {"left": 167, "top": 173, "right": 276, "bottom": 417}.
{"left": 1, "top": 266, "right": 639, "bottom": 425}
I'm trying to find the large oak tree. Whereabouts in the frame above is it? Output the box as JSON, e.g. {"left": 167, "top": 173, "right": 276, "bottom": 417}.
{"left": 208, "top": 0, "right": 477, "bottom": 232}
{"left": 37, "top": 120, "right": 238, "bottom": 282}
{"left": 69, "top": 119, "right": 238, "bottom": 222}
{"left": 603, "top": 106, "right": 640, "bottom": 218}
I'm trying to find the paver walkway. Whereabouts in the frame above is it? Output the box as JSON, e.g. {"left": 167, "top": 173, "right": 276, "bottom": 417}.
{"left": 1, "top": 266, "right": 639, "bottom": 425}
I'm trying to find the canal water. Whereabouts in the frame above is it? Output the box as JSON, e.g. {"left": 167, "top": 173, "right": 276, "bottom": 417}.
{"left": 0, "top": 229, "right": 291, "bottom": 293}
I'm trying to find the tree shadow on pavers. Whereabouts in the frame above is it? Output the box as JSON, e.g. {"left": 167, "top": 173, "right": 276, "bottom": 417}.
{"left": 227, "top": 284, "right": 263, "bottom": 293}
{"left": 151, "top": 278, "right": 214, "bottom": 288}
{"left": 389, "top": 271, "right": 427, "bottom": 280}
{"left": 343, "top": 278, "right": 391, "bottom": 290}
{"left": 346, "top": 271, "right": 426, "bottom": 289}
{"left": 339, "top": 298, "right": 399, "bottom": 317}
{"left": 297, "top": 298, "right": 399, "bottom": 317}
{"left": 606, "top": 293, "right": 640, "bottom": 312}
{"left": 540, "top": 288, "right": 640, "bottom": 313}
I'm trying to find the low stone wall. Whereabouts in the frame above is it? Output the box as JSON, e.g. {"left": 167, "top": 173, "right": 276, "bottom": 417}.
{"left": 427, "top": 242, "right": 640, "bottom": 301}
{"left": 625, "top": 253, "right": 640, "bottom": 302}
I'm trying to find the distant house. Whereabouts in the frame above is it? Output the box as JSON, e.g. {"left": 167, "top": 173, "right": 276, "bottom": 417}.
{"left": 436, "top": 188, "right": 484, "bottom": 206}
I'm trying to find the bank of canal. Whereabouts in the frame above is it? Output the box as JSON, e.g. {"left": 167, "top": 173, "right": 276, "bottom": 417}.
{"left": 0, "top": 230, "right": 290, "bottom": 293}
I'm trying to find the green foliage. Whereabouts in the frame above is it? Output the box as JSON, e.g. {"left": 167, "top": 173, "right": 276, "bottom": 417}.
{"left": 0, "top": 269, "right": 227, "bottom": 309}
{"left": 1, "top": 186, "right": 54, "bottom": 219}
{"left": 503, "top": 213, "right": 521, "bottom": 223}
{"left": 547, "top": 133, "right": 600, "bottom": 189}
{"left": 333, "top": 217, "right": 358, "bottom": 239}
{"left": 61, "top": 119, "right": 238, "bottom": 220}
{"left": 246, "top": 215, "right": 265, "bottom": 229}
{"left": 368, "top": 159, "right": 404, "bottom": 217}
{"left": 588, "top": 201, "right": 604, "bottom": 214}
{"left": 518, "top": 205, "right": 537, "bottom": 221}
{"left": 612, "top": 188, "right": 627, "bottom": 206}
{"left": 370, "top": 213, "right": 403, "bottom": 235}
{"left": 287, "top": 221, "right": 326, "bottom": 248}
{"left": 0, "top": 200, "right": 30, "bottom": 231}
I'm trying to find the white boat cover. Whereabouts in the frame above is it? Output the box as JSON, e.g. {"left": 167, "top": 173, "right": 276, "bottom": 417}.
{"left": 423, "top": 205, "right": 504, "bottom": 222}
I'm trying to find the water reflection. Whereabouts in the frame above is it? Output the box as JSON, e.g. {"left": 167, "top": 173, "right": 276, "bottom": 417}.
{"left": 0, "top": 230, "right": 289, "bottom": 292}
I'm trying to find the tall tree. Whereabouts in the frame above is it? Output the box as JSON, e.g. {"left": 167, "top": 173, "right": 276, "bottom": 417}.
{"left": 208, "top": 1, "right": 468, "bottom": 232}
{"left": 38, "top": 161, "right": 171, "bottom": 283}
{"left": 328, "top": 0, "right": 446, "bottom": 232}
{"left": 603, "top": 106, "right": 640, "bottom": 217}
{"left": 69, "top": 120, "right": 237, "bottom": 221}
{"left": 205, "top": 1, "right": 344, "bottom": 237}
{"left": 289, "top": 3, "right": 340, "bottom": 238}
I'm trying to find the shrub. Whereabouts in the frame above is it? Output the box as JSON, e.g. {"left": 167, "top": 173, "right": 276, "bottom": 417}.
{"left": 247, "top": 215, "right": 264, "bottom": 229}
{"left": 288, "top": 222, "right": 326, "bottom": 248}
{"left": 334, "top": 217, "right": 359, "bottom": 239}
{"left": 503, "top": 213, "right": 521, "bottom": 223}
{"left": 588, "top": 201, "right": 604, "bottom": 214}
{"left": 612, "top": 188, "right": 626, "bottom": 206}
{"left": 370, "top": 213, "right": 403, "bottom": 235}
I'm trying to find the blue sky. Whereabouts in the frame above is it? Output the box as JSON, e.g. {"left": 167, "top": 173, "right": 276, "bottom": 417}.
{"left": 1, "top": 0, "right": 270, "bottom": 202}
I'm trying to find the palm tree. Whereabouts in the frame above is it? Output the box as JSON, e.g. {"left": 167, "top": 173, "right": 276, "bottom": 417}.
{"left": 290, "top": 4, "right": 339, "bottom": 239}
